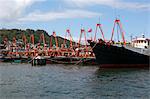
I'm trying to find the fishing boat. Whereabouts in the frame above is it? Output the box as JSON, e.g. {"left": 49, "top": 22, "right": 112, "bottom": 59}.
{"left": 88, "top": 19, "right": 150, "bottom": 68}
{"left": 88, "top": 39, "right": 149, "bottom": 68}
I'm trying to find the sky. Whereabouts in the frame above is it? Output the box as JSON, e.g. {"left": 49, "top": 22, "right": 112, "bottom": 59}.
{"left": 0, "top": 0, "right": 149, "bottom": 42}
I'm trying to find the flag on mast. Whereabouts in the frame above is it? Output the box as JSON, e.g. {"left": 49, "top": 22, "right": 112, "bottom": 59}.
{"left": 88, "top": 28, "right": 92, "bottom": 32}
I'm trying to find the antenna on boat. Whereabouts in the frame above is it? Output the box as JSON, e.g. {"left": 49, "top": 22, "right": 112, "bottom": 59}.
{"left": 130, "top": 34, "right": 133, "bottom": 42}
{"left": 98, "top": 17, "right": 101, "bottom": 24}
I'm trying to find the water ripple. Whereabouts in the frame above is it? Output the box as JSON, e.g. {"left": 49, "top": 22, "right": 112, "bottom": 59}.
{"left": 0, "top": 63, "right": 149, "bottom": 99}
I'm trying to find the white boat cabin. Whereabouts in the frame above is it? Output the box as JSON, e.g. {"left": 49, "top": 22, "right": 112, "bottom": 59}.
{"left": 131, "top": 34, "right": 150, "bottom": 49}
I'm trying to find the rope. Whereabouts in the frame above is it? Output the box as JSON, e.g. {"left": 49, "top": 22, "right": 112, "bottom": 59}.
{"left": 47, "top": 57, "right": 95, "bottom": 65}
{"left": 74, "top": 41, "right": 98, "bottom": 65}
{"left": 47, "top": 57, "right": 81, "bottom": 64}
{"left": 74, "top": 58, "right": 84, "bottom": 65}
{"left": 28, "top": 55, "right": 39, "bottom": 63}
{"left": 91, "top": 41, "right": 98, "bottom": 50}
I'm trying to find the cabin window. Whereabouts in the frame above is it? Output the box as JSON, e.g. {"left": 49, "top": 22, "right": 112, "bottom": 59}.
{"left": 141, "top": 40, "right": 143, "bottom": 43}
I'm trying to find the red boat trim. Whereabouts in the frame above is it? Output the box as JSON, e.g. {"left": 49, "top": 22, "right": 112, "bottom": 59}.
{"left": 99, "top": 64, "right": 149, "bottom": 68}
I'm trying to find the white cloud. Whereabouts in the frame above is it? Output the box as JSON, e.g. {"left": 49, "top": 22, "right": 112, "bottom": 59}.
{"left": 64, "top": 0, "right": 150, "bottom": 10}
{"left": 0, "top": 0, "right": 101, "bottom": 22}
{"left": 0, "top": 0, "right": 46, "bottom": 21}
{"left": 0, "top": 0, "right": 149, "bottom": 23}
{"left": 64, "top": 0, "right": 114, "bottom": 7}
{"left": 18, "top": 9, "right": 102, "bottom": 22}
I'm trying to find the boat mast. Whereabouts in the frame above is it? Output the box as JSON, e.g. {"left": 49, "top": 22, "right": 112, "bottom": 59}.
{"left": 63, "top": 29, "right": 73, "bottom": 48}
{"left": 52, "top": 31, "right": 58, "bottom": 48}
{"left": 22, "top": 34, "right": 27, "bottom": 49}
{"left": 78, "top": 28, "right": 87, "bottom": 48}
{"left": 30, "top": 34, "right": 34, "bottom": 45}
{"left": 111, "top": 19, "right": 126, "bottom": 45}
{"left": 40, "top": 33, "right": 46, "bottom": 49}
{"left": 94, "top": 18, "right": 105, "bottom": 42}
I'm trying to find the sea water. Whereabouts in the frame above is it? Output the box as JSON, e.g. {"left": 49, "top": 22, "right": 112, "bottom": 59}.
{"left": 0, "top": 63, "right": 149, "bottom": 99}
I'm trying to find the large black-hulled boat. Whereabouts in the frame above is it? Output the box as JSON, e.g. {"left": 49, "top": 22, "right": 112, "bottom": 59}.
{"left": 88, "top": 40, "right": 149, "bottom": 68}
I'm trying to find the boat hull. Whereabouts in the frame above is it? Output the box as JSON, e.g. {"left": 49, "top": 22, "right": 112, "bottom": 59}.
{"left": 0, "top": 57, "right": 30, "bottom": 63}
{"left": 89, "top": 41, "right": 149, "bottom": 68}
{"left": 98, "top": 64, "right": 149, "bottom": 68}
{"left": 46, "top": 57, "right": 97, "bottom": 65}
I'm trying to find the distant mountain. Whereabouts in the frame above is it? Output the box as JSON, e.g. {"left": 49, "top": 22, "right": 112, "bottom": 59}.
{"left": 0, "top": 29, "right": 77, "bottom": 47}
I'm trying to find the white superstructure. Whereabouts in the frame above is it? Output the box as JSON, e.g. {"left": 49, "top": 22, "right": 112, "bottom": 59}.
{"left": 131, "top": 34, "right": 150, "bottom": 49}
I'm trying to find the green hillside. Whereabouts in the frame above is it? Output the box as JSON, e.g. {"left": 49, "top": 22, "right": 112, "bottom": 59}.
{"left": 0, "top": 29, "right": 77, "bottom": 47}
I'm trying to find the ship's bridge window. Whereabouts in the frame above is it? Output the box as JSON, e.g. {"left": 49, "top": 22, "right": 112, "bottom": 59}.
{"left": 141, "top": 40, "right": 143, "bottom": 43}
